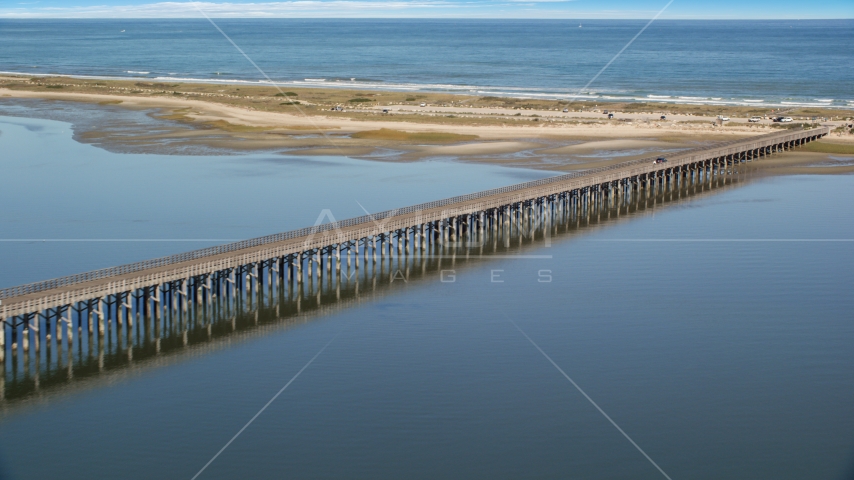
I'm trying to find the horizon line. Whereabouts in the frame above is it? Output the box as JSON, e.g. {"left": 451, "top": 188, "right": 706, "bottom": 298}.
{"left": 1, "top": 16, "right": 853, "bottom": 20}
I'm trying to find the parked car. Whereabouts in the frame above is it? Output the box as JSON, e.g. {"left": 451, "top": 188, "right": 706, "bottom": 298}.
{"left": 420, "top": 102, "right": 426, "bottom": 107}
{"left": 603, "top": 110, "right": 609, "bottom": 114}
{"left": 717, "top": 115, "right": 730, "bottom": 121}
{"left": 660, "top": 115, "right": 666, "bottom": 120}
{"left": 748, "top": 116, "right": 762, "bottom": 122}
{"left": 607, "top": 113, "right": 614, "bottom": 119}
{"left": 781, "top": 117, "right": 793, "bottom": 122}
{"left": 562, "top": 108, "right": 569, "bottom": 113}
{"left": 653, "top": 157, "right": 667, "bottom": 165}
{"left": 382, "top": 109, "right": 389, "bottom": 114}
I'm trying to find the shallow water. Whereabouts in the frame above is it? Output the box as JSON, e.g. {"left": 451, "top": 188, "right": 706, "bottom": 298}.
{"left": 1, "top": 112, "right": 853, "bottom": 479}
{"left": 0, "top": 114, "right": 552, "bottom": 287}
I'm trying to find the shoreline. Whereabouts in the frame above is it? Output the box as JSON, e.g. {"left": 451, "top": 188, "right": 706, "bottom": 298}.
{"left": 2, "top": 73, "right": 853, "bottom": 174}
{"left": 7, "top": 69, "right": 854, "bottom": 111}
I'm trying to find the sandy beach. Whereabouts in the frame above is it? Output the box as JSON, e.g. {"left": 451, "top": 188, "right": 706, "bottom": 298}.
{"left": 2, "top": 74, "right": 853, "bottom": 174}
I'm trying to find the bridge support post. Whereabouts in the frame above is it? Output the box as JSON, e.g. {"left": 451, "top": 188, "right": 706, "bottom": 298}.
{"left": 154, "top": 287, "right": 162, "bottom": 326}
{"left": 278, "top": 256, "right": 285, "bottom": 285}
{"left": 402, "top": 232, "right": 408, "bottom": 259}
{"left": 453, "top": 218, "right": 459, "bottom": 243}
{"left": 116, "top": 293, "right": 124, "bottom": 328}
{"left": 10, "top": 321, "right": 17, "bottom": 354}
{"left": 64, "top": 306, "right": 73, "bottom": 346}
{"left": 97, "top": 298, "right": 105, "bottom": 336}
{"left": 22, "top": 317, "right": 30, "bottom": 353}
{"left": 142, "top": 290, "right": 149, "bottom": 321}
{"left": 354, "top": 241, "right": 361, "bottom": 270}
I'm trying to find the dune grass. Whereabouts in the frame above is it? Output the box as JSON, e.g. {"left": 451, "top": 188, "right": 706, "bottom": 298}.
{"left": 351, "top": 128, "right": 477, "bottom": 143}
{"left": 802, "top": 141, "right": 854, "bottom": 155}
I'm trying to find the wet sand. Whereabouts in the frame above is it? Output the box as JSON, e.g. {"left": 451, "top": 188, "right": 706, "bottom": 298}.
{"left": 2, "top": 77, "right": 853, "bottom": 174}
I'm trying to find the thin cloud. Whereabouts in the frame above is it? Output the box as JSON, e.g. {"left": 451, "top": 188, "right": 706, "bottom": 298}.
{"left": 0, "top": 0, "right": 668, "bottom": 19}
{"left": 1, "top": 0, "right": 847, "bottom": 18}
{"left": 1, "top": 1, "right": 457, "bottom": 18}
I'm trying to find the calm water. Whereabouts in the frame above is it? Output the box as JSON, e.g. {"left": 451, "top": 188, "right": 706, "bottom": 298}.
{"left": 1, "top": 169, "right": 853, "bottom": 479}
{"left": 1, "top": 107, "right": 853, "bottom": 478}
{"left": 2, "top": 19, "right": 853, "bottom": 108}
{"left": 0, "top": 111, "right": 551, "bottom": 287}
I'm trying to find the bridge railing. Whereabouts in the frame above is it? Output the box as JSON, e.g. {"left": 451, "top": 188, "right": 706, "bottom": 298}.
{"left": 0, "top": 127, "right": 828, "bottom": 301}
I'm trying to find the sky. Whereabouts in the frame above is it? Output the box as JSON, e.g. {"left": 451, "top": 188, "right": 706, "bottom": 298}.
{"left": 0, "top": 0, "right": 852, "bottom": 19}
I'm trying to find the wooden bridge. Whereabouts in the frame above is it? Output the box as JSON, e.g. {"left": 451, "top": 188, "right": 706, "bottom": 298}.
{"left": 1, "top": 166, "right": 754, "bottom": 404}
{"left": 0, "top": 126, "right": 829, "bottom": 366}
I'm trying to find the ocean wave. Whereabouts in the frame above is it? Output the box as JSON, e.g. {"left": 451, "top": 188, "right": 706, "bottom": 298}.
{"left": 153, "top": 76, "right": 262, "bottom": 84}
{"left": 345, "top": 78, "right": 386, "bottom": 83}
{"left": 126, "top": 71, "right": 150, "bottom": 74}
{"left": 781, "top": 101, "right": 841, "bottom": 107}
{"left": 743, "top": 99, "right": 764, "bottom": 103}
{"left": 647, "top": 95, "right": 671, "bottom": 99}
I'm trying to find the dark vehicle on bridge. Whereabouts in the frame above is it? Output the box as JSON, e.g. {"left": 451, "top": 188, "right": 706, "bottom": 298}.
{"left": 653, "top": 157, "right": 667, "bottom": 164}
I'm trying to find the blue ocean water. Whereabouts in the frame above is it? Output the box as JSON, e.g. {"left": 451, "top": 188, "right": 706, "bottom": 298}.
{"left": 1, "top": 19, "right": 852, "bottom": 108}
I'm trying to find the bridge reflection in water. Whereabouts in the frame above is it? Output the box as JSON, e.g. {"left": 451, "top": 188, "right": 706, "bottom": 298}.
{"left": 1, "top": 163, "right": 758, "bottom": 406}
